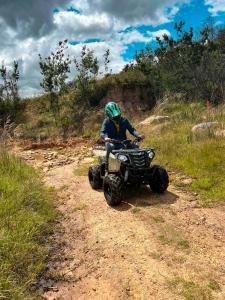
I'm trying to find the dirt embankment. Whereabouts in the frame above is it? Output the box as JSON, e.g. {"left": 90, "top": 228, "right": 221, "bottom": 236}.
{"left": 14, "top": 140, "right": 225, "bottom": 300}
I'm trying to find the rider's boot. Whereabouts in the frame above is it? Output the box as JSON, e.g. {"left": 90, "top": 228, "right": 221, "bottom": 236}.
{"left": 105, "top": 163, "right": 109, "bottom": 175}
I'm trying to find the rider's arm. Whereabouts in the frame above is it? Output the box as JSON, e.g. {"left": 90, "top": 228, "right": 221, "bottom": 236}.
{"left": 100, "top": 119, "right": 109, "bottom": 140}
{"left": 125, "top": 118, "right": 141, "bottom": 138}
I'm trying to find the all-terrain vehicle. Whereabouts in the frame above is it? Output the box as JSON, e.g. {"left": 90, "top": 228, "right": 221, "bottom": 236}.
{"left": 88, "top": 139, "right": 169, "bottom": 206}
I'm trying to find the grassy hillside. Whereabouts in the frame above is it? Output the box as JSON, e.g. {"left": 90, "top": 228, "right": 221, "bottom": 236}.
{"left": 140, "top": 100, "right": 225, "bottom": 205}
{"left": 0, "top": 150, "right": 56, "bottom": 299}
{"left": 19, "top": 69, "right": 155, "bottom": 141}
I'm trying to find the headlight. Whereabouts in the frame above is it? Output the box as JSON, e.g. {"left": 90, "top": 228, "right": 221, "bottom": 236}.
{"left": 118, "top": 154, "right": 128, "bottom": 162}
{"left": 148, "top": 151, "right": 155, "bottom": 160}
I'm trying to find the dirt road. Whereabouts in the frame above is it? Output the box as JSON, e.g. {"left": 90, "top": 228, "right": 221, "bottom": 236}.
{"left": 16, "top": 142, "right": 225, "bottom": 299}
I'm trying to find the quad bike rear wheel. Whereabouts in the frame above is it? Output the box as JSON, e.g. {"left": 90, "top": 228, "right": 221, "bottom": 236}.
{"left": 88, "top": 165, "right": 103, "bottom": 189}
{"left": 149, "top": 165, "right": 169, "bottom": 193}
{"left": 103, "top": 174, "right": 123, "bottom": 206}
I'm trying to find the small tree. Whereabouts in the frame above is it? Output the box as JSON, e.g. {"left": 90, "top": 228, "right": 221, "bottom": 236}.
{"left": 0, "top": 61, "right": 20, "bottom": 124}
{"left": 72, "top": 46, "right": 99, "bottom": 133}
{"left": 39, "top": 40, "right": 71, "bottom": 123}
{"left": 74, "top": 45, "right": 99, "bottom": 103}
{"left": 103, "top": 49, "right": 110, "bottom": 74}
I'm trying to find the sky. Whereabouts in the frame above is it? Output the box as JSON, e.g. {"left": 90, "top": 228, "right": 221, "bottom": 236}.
{"left": 0, "top": 0, "right": 225, "bottom": 97}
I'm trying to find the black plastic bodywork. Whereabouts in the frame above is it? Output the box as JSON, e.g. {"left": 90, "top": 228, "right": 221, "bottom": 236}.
{"left": 109, "top": 148, "right": 155, "bottom": 184}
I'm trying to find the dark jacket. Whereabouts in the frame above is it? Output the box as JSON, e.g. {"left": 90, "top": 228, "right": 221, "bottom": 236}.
{"left": 100, "top": 116, "right": 140, "bottom": 141}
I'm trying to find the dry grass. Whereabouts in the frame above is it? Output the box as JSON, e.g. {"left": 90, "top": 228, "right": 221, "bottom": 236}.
{"left": 139, "top": 100, "right": 225, "bottom": 205}
{"left": 168, "top": 276, "right": 213, "bottom": 300}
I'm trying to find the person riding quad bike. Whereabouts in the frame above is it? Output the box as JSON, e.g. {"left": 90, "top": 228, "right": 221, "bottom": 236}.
{"left": 88, "top": 101, "right": 169, "bottom": 206}
{"left": 100, "top": 102, "right": 145, "bottom": 171}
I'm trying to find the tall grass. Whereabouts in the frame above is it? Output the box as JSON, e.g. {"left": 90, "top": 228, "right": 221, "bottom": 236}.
{"left": 140, "top": 101, "right": 225, "bottom": 204}
{"left": 0, "top": 150, "right": 56, "bottom": 299}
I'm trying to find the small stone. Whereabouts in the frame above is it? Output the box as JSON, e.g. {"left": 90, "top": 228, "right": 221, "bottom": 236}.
{"left": 182, "top": 178, "right": 193, "bottom": 185}
{"left": 191, "top": 122, "right": 219, "bottom": 133}
{"left": 48, "top": 286, "right": 59, "bottom": 292}
{"left": 215, "top": 129, "right": 225, "bottom": 138}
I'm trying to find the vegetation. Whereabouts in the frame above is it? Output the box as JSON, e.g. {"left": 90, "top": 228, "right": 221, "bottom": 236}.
{"left": 39, "top": 40, "right": 72, "bottom": 138}
{"left": 168, "top": 276, "right": 213, "bottom": 300}
{"left": 0, "top": 150, "right": 56, "bottom": 299}
{"left": 38, "top": 43, "right": 110, "bottom": 138}
{"left": 0, "top": 61, "right": 23, "bottom": 125}
{"left": 124, "top": 21, "right": 225, "bottom": 104}
{"left": 140, "top": 100, "right": 225, "bottom": 205}
{"left": 18, "top": 21, "right": 225, "bottom": 140}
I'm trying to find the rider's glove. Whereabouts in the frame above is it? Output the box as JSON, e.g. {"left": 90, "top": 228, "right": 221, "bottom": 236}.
{"left": 138, "top": 135, "right": 145, "bottom": 141}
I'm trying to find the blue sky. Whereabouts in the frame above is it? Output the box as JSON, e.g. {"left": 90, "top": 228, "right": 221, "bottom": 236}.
{"left": 120, "top": 0, "right": 225, "bottom": 60}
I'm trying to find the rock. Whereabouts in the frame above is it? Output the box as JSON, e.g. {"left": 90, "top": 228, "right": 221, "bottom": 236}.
{"left": 139, "top": 115, "right": 170, "bottom": 126}
{"left": 200, "top": 216, "right": 206, "bottom": 223}
{"left": 43, "top": 167, "right": 49, "bottom": 173}
{"left": 181, "top": 178, "right": 193, "bottom": 186}
{"left": 48, "top": 286, "right": 59, "bottom": 292}
{"left": 47, "top": 157, "right": 54, "bottom": 161}
{"left": 82, "top": 157, "right": 95, "bottom": 164}
{"left": 215, "top": 129, "right": 225, "bottom": 138}
{"left": 191, "top": 122, "right": 219, "bottom": 133}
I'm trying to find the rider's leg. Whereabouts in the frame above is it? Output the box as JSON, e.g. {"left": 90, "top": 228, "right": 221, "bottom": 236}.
{"left": 105, "top": 142, "right": 115, "bottom": 172}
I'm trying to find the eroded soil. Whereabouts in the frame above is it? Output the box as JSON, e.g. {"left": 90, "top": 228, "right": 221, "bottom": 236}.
{"left": 14, "top": 140, "right": 225, "bottom": 300}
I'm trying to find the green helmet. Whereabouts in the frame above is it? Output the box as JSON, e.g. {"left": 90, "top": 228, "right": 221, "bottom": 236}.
{"left": 105, "top": 102, "right": 121, "bottom": 118}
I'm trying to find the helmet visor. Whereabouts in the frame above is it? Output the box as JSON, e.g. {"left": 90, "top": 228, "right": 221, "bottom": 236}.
{"left": 112, "top": 115, "right": 121, "bottom": 122}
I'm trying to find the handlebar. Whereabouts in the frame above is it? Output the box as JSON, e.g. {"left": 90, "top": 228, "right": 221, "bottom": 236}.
{"left": 106, "top": 138, "right": 142, "bottom": 144}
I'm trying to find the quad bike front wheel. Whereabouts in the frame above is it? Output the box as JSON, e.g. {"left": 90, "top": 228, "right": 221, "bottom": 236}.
{"left": 88, "top": 165, "right": 103, "bottom": 190}
{"left": 103, "top": 174, "right": 123, "bottom": 206}
{"left": 149, "top": 165, "right": 169, "bottom": 193}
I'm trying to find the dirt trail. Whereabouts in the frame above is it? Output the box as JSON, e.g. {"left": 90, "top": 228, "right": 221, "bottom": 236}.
{"left": 15, "top": 141, "right": 225, "bottom": 299}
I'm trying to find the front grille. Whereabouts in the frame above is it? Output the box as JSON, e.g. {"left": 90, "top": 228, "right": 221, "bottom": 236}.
{"left": 129, "top": 151, "right": 148, "bottom": 168}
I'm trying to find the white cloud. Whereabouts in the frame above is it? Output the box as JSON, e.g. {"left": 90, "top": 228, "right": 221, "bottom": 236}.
{"left": 149, "top": 29, "right": 171, "bottom": 38}
{"left": 116, "top": 30, "right": 152, "bottom": 44}
{"left": 0, "top": 0, "right": 187, "bottom": 97}
{"left": 53, "top": 11, "right": 114, "bottom": 40}
{"left": 70, "top": 0, "right": 190, "bottom": 26}
{"left": 205, "top": 0, "right": 225, "bottom": 16}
